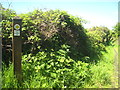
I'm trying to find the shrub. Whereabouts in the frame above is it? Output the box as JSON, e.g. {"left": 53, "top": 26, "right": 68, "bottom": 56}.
{"left": 1, "top": 6, "right": 16, "bottom": 65}
{"left": 21, "top": 46, "right": 90, "bottom": 88}
{"left": 19, "top": 9, "right": 90, "bottom": 59}
{"left": 87, "top": 26, "right": 114, "bottom": 56}
{"left": 2, "top": 8, "right": 94, "bottom": 63}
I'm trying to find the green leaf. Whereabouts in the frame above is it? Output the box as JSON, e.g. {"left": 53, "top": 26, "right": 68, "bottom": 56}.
{"left": 51, "top": 73, "right": 57, "bottom": 78}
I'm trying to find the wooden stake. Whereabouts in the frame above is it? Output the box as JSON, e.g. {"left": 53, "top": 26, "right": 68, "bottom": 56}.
{"left": 12, "top": 17, "right": 22, "bottom": 81}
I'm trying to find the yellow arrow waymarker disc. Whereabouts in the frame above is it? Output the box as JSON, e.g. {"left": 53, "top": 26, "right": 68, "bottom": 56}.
{"left": 14, "top": 24, "right": 20, "bottom": 30}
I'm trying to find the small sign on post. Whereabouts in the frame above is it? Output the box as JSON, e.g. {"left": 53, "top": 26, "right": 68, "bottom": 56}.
{"left": 12, "top": 16, "right": 22, "bottom": 81}
{"left": 14, "top": 24, "right": 21, "bottom": 36}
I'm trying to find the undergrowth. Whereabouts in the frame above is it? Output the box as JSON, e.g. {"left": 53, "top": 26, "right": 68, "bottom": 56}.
{"left": 1, "top": 7, "right": 118, "bottom": 88}
{"left": 2, "top": 45, "right": 116, "bottom": 88}
{"left": 84, "top": 45, "right": 115, "bottom": 88}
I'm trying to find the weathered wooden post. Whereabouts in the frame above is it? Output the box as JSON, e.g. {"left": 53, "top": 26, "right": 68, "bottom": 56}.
{"left": 12, "top": 16, "right": 22, "bottom": 81}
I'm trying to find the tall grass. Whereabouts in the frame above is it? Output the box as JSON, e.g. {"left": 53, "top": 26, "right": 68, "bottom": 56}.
{"left": 2, "top": 63, "right": 18, "bottom": 88}
{"left": 84, "top": 45, "right": 118, "bottom": 88}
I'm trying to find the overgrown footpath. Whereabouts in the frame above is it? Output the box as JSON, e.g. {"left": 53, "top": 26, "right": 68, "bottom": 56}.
{"left": 112, "top": 40, "right": 118, "bottom": 88}
{"left": 1, "top": 6, "right": 119, "bottom": 88}
{"left": 86, "top": 44, "right": 117, "bottom": 88}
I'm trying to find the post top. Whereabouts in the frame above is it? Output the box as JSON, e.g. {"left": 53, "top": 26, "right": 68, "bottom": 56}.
{"left": 13, "top": 16, "right": 21, "bottom": 19}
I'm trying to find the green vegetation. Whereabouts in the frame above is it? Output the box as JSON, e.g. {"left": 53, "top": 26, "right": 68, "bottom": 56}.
{"left": 1, "top": 6, "right": 118, "bottom": 88}
{"left": 85, "top": 45, "right": 117, "bottom": 88}
{"left": 2, "top": 44, "right": 117, "bottom": 88}
{"left": 113, "top": 23, "right": 120, "bottom": 37}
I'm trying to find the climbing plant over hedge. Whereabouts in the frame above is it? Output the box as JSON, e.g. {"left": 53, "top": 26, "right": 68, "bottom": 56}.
{"left": 2, "top": 8, "right": 115, "bottom": 63}
{"left": 18, "top": 9, "right": 92, "bottom": 61}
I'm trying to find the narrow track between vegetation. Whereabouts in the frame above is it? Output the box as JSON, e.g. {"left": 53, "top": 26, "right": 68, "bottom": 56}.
{"left": 113, "top": 48, "right": 118, "bottom": 88}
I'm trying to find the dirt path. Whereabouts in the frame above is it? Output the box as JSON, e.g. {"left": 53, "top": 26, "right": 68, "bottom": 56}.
{"left": 111, "top": 37, "right": 119, "bottom": 88}
{"left": 113, "top": 48, "right": 118, "bottom": 88}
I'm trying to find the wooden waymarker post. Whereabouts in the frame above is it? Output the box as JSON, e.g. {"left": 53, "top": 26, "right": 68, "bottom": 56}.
{"left": 12, "top": 16, "right": 22, "bottom": 81}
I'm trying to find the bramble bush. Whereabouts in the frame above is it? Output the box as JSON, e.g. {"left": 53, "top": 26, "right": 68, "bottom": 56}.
{"left": 19, "top": 9, "right": 91, "bottom": 60}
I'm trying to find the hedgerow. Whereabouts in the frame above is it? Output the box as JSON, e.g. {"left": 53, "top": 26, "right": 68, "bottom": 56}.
{"left": 1, "top": 6, "right": 117, "bottom": 88}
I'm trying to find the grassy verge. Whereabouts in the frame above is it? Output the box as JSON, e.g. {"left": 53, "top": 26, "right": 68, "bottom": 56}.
{"left": 84, "top": 44, "right": 118, "bottom": 88}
